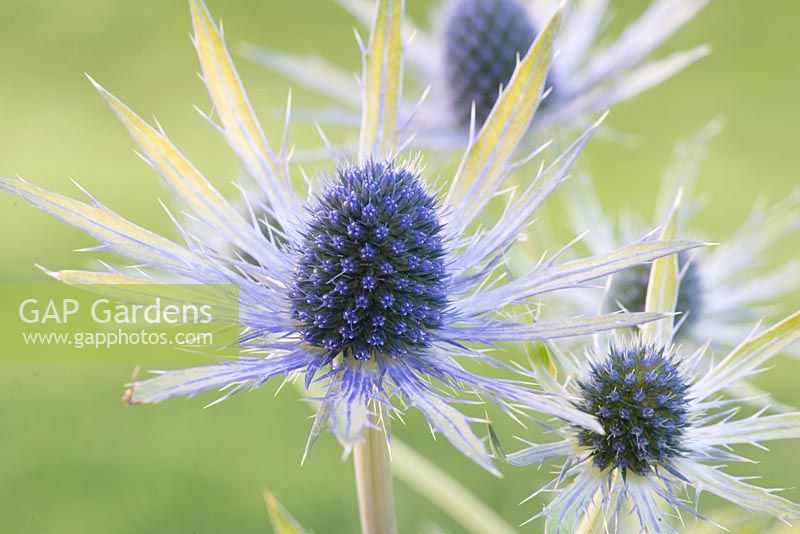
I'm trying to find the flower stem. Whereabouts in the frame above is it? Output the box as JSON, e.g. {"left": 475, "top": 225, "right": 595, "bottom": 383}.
{"left": 353, "top": 402, "right": 397, "bottom": 534}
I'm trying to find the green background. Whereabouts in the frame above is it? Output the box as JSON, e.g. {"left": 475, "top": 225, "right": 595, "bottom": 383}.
{"left": 1, "top": 0, "right": 798, "bottom": 532}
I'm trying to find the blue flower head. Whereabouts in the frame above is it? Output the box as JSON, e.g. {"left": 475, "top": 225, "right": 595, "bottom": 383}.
{"left": 576, "top": 341, "right": 690, "bottom": 477}
{"left": 444, "top": 0, "right": 538, "bottom": 126}
{"left": 291, "top": 161, "right": 447, "bottom": 359}
{"left": 0, "top": 0, "right": 701, "bottom": 471}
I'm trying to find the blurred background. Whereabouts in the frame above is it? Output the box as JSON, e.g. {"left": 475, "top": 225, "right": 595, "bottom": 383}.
{"left": 1, "top": 0, "right": 799, "bottom": 532}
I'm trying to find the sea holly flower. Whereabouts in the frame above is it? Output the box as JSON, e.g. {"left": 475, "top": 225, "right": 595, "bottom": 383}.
{"left": 0, "top": 0, "right": 699, "bottom": 471}
{"left": 500, "top": 200, "right": 800, "bottom": 532}
{"left": 246, "top": 0, "right": 709, "bottom": 148}
{"left": 552, "top": 124, "right": 800, "bottom": 406}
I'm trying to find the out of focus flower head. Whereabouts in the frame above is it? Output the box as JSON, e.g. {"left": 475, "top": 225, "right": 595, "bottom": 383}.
{"left": 552, "top": 122, "right": 800, "bottom": 408}
{"left": 245, "top": 0, "right": 710, "bottom": 149}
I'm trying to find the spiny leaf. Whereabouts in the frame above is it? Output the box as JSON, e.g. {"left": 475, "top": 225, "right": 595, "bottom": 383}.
{"left": 697, "top": 310, "right": 800, "bottom": 398}
{"left": 359, "top": 0, "right": 405, "bottom": 160}
{"left": 189, "top": 0, "right": 294, "bottom": 211}
{"left": 642, "top": 192, "right": 683, "bottom": 344}
{"left": 0, "top": 177, "right": 201, "bottom": 276}
{"left": 87, "top": 77, "right": 288, "bottom": 268}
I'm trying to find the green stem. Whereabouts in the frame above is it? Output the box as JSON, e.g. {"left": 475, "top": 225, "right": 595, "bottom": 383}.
{"left": 392, "top": 440, "right": 517, "bottom": 534}
{"left": 353, "top": 402, "right": 397, "bottom": 534}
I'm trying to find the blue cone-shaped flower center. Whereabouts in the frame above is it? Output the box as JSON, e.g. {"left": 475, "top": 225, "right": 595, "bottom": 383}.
{"left": 444, "top": 0, "right": 538, "bottom": 127}
{"left": 290, "top": 162, "right": 448, "bottom": 360}
{"left": 576, "top": 342, "right": 690, "bottom": 477}
{"left": 605, "top": 252, "right": 703, "bottom": 334}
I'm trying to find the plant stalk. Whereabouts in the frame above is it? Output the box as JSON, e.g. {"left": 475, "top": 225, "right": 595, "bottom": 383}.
{"left": 353, "top": 402, "right": 397, "bottom": 534}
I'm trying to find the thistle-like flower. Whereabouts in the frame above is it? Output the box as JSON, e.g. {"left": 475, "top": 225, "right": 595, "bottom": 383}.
{"left": 246, "top": 0, "right": 710, "bottom": 147}
{"left": 557, "top": 124, "right": 800, "bottom": 372}
{"left": 0, "top": 0, "right": 699, "bottom": 470}
{"left": 501, "top": 202, "right": 800, "bottom": 531}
